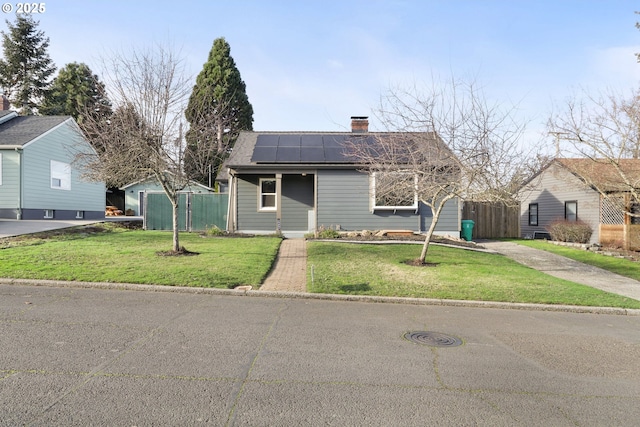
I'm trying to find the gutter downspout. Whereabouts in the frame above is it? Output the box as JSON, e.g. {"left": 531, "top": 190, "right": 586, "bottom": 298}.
{"left": 16, "top": 147, "right": 22, "bottom": 219}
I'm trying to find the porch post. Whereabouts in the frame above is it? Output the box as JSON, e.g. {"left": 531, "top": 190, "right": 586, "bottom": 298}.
{"left": 276, "top": 173, "right": 282, "bottom": 233}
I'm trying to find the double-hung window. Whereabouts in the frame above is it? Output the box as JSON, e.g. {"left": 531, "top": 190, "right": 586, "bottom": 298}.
{"left": 565, "top": 201, "right": 578, "bottom": 221}
{"left": 259, "top": 178, "right": 276, "bottom": 211}
{"left": 528, "top": 203, "right": 538, "bottom": 226}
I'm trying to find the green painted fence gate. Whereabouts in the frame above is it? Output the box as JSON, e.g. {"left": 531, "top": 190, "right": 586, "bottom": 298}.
{"left": 144, "top": 192, "right": 228, "bottom": 231}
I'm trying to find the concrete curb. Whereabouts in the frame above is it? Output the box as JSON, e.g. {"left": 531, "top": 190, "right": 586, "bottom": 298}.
{"left": 2, "top": 277, "right": 639, "bottom": 316}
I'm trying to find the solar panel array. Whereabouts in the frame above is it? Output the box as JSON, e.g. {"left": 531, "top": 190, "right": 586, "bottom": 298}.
{"left": 251, "top": 134, "right": 376, "bottom": 163}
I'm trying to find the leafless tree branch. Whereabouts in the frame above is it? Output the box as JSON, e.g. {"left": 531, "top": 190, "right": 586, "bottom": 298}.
{"left": 345, "top": 76, "right": 533, "bottom": 262}
{"left": 74, "top": 44, "right": 192, "bottom": 252}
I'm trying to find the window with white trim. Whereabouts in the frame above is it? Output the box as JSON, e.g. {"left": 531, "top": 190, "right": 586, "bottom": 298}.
{"left": 44, "top": 209, "right": 54, "bottom": 219}
{"left": 371, "top": 172, "right": 418, "bottom": 211}
{"left": 259, "top": 178, "right": 276, "bottom": 211}
{"left": 50, "top": 160, "right": 71, "bottom": 190}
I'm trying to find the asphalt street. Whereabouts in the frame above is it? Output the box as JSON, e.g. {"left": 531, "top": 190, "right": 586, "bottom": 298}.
{"left": 1, "top": 283, "right": 639, "bottom": 426}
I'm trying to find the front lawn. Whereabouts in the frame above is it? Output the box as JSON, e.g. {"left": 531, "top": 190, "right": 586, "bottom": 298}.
{"left": 0, "top": 224, "right": 282, "bottom": 288}
{"left": 306, "top": 241, "right": 640, "bottom": 308}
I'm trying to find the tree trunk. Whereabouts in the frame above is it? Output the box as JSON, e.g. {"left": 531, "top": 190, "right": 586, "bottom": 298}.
{"left": 170, "top": 194, "right": 180, "bottom": 252}
{"left": 419, "top": 202, "right": 446, "bottom": 263}
{"left": 216, "top": 118, "right": 224, "bottom": 154}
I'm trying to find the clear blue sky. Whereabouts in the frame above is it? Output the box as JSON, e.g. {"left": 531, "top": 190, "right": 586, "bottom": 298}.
{"left": 3, "top": 0, "right": 640, "bottom": 144}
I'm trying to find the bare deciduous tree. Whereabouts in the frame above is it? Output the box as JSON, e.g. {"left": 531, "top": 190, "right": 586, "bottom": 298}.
{"left": 548, "top": 87, "right": 640, "bottom": 220}
{"left": 76, "top": 44, "right": 191, "bottom": 253}
{"left": 346, "top": 77, "right": 531, "bottom": 263}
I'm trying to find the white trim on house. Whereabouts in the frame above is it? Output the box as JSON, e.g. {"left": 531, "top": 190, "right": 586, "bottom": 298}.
{"left": 258, "top": 178, "right": 277, "bottom": 211}
{"left": 50, "top": 160, "right": 71, "bottom": 190}
{"left": 370, "top": 171, "right": 418, "bottom": 212}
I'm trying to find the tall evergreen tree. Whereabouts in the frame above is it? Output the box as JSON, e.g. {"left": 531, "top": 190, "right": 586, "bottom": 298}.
{"left": 0, "top": 15, "right": 55, "bottom": 114}
{"left": 41, "top": 62, "right": 112, "bottom": 122}
{"left": 185, "top": 37, "right": 253, "bottom": 186}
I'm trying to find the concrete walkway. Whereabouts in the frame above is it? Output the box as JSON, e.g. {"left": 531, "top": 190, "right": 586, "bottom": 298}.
{"left": 481, "top": 240, "right": 640, "bottom": 301}
{"left": 259, "top": 238, "right": 307, "bottom": 292}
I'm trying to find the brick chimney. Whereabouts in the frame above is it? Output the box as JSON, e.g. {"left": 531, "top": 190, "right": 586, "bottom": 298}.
{"left": 0, "top": 95, "right": 10, "bottom": 111}
{"left": 350, "top": 116, "right": 368, "bottom": 133}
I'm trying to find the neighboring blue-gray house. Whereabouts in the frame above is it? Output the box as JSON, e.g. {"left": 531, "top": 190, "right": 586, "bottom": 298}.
{"left": 220, "top": 117, "right": 460, "bottom": 238}
{"left": 120, "top": 177, "right": 215, "bottom": 216}
{"left": 0, "top": 111, "right": 105, "bottom": 220}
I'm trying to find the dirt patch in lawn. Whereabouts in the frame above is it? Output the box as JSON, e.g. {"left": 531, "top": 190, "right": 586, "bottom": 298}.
{"left": 156, "top": 247, "right": 200, "bottom": 257}
{"left": 403, "top": 259, "right": 439, "bottom": 267}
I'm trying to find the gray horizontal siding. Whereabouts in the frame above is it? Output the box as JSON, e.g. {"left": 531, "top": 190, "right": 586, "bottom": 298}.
{"left": 0, "top": 150, "right": 20, "bottom": 213}
{"left": 421, "top": 199, "right": 459, "bottom": 234}
{"left": 237, "top": 175, "right": 276, "bottom": 232}
{"left": 519, "top": 163, "right": 600, "bottom": 243}
{"left": 21, "top": 123, "right": 104, "bottom": 212}
{"left": 317, "top": 169, "right": 459, "bottom": 233}
{"left": 236, "top": 174, "right": 314, "bottom": 233}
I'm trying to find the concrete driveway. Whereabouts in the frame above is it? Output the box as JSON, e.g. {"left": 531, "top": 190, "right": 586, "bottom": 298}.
{"left": 0, "top": 218, "right": 142, "bottom": 238}
{"left": 1, "top": 284, "right": 639, "bottom": 425}
{"left": 481, "top": 240, "right": 640, "bottom": 301}
{"left": 0, "top": 219, "right": 101, "bottom": 238}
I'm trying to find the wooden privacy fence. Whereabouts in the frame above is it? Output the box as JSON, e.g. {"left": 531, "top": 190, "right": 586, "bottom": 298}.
{"left": 144, "top": 192, "right": 228, "bottom": 232}
{"left": 600, "top": 224, "right": 640, "bottom": 251}
{"left": 462, "top": 201, "right": 520, "bottom": 239}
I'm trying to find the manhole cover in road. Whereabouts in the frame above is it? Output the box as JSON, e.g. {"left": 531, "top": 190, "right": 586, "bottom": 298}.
{"left": 403, "top": 331, "right": 463, "bottom": 347}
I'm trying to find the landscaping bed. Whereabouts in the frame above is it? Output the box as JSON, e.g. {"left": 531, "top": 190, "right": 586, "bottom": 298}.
{"left": 307, "top": 229, "right": 483, "bottom": 249}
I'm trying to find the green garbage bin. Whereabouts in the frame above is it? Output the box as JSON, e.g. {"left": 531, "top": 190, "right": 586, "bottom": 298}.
{"left": 461, "top": 220, "right": 475, "bottom": 241}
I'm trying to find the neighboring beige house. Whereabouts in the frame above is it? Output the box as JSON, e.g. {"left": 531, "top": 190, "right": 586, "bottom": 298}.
{"left": 519, "top": 158, "right": 640, "bottom": 249}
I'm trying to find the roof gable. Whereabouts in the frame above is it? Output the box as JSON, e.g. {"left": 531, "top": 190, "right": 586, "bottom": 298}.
{"left": 0, "top": 115, "right": 71, "bottom": 148}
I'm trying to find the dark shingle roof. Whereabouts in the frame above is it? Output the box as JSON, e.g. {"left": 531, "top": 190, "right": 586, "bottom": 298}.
{"left": 0, "top": 115, "right": 70, "bottom": 147}
{"left": 227, "top": 130, "right": 445, "bottom": 168}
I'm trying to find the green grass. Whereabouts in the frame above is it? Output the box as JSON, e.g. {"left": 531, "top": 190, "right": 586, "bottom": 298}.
{"left": 3, "top": 225, "right": 640, "bottom": 308}
{"left": 513, "top": 239, "right": 640, "bottom": 281}
{"left": 0, "top": 224, "right": 282, "bottom": 288}
{"left": 307, "top": 242, "right": 640, "bottom": 308}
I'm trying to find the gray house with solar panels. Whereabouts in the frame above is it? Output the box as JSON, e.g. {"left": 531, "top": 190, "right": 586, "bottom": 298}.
{"left": 219, "top": 117, "right": 461, "bottom": 238}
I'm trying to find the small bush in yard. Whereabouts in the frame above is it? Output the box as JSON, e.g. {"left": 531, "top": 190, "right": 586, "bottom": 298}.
{"left": 205, "top": 225, "right": 226, "bottom": 236}
{"left": 315, "top": 225, "right": 340, "bottom": 239}
{"left": 546, "top": 220, "right": 593, "bottom": 243}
